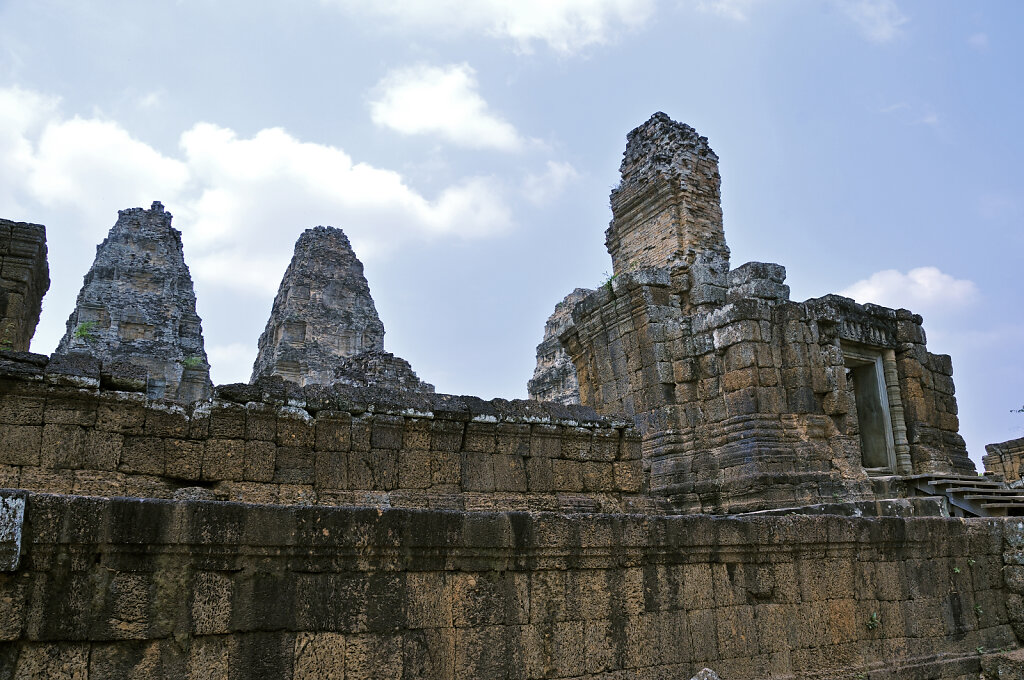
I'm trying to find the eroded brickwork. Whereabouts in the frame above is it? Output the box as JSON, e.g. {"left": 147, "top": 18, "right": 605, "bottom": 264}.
{"left": 606, "top": 112, "right": 730, "bottom": 308}
{"left": 55, "top": 202, "right": 212, "bottom": 403}
{"left": 528, "top": 288, "right": 592, "bottom": 405}
{"left": 985, "top": 437, "right": 1024, "bottom": 485}
{"left": 0, "top": 219, "right": 48, "bottom": 352}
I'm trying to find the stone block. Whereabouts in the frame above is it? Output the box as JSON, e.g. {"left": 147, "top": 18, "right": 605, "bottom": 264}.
{"left": 464, "top": 422, "right": 496, "bottom": 453}
{"left": 244, "top": 440, "right": 276, "bottom": 482}
{"left": 314, "top": 412, "right": 351, "bottom": 451}
{"left": 314, "top": 449, "right": 348, "bottom": 490}
{"left": 351, "top": 416, "right": 372, "bottom": 452}
{"left": 370, "top": 414, "right": 404, "bottom": 450}
{"left": 202, "top": 439, "right": 244, "bottom": 481}
{"left": 44, "top": 391, "right": 98, "bottom": 427}
{"left": 403, "top": 418, "right": 432, "bottom": 451}
{"left": 461, "top": 452, "right": 495, "bottom": 492}
{"left": 0, "top": 423, "right": 41, "bottom": 466}
{"left": 164, "top": 439, "right": 203, "bottom": 481}
{"left": 431, "top": 450, "right": 460, "bottom": 486}
{"left": 349, "top": 449, "right": 398, "bottom": 490}
{"left": 96, "top": 394, "right": 146, "bottom": 434}
{"left": 274, "top": 446, "right": 314, "bottom": 484}
{"left": 292, "top": 632, "right": 346, "bottom": 679}
{"left": 209, "top": 403, "right": 246, "bottom": 439}
{"left": 72, "top": 469, "right": 126, "bottom": 497}
{"left": 530, "top": 424, "right": 562, "bottom": 458}
{"left": 118, "top": 435, "right": 165, "bottom": 475}
{"left": 526, "top": 456, "right": 554, "bottom": 492}
{"left": 0, "top": 393, "right": 44, "bottom": 425}
{"left": 277, "top": 408, "right": 314, "bottom": 448}
{"left": 398, "top": 449, "right": 432, "bottom": 489}
{"left": 83, "top": 430, "right": 122, "bottom": 470}
{"left": 245, "top": 403, "right": 277, "bottom": 441}
{"left": 614, "top": 460, "right": 643, "bottom": 493}
{"left": 430, "top": 420, "right": 464, "bottom": 452}
{"left": 491, "top": 454, "right": 527, "bottom": 492}
{"left": 144, "top": 405, "right": 189, "bottom": 438}
{"left": 552, "top": 459, "right": 584, "bottom": 492}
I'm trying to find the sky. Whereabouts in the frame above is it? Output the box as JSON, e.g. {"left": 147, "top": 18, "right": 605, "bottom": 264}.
{"left": 0, "top": 0, "right": 1021, "bottom": 466}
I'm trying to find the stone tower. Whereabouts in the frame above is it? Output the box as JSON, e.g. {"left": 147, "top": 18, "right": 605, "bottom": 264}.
{"left": 606, "top": 112, "right": 730, "bottom": 307}
{"left": 0, "top": 219, "right": 49, "bottom": 351}
{"left": 56, "top": 202, "right": 212, "bottom": 402}
{"left": 559, "top": 113, "right": 971, "bottom": 514}
{"left": 251, "top": 226, "right": 386, "bottom": 386}
{"left": 527, "top": 288, "right": 592, "bottom": 405}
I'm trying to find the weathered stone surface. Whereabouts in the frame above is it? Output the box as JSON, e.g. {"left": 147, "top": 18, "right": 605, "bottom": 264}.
{"left": 527, "top": 288, "right": 592, "bottom": 405}
{"left": 252, "top": 226, "right": 386, "bottom": 385}
{"left": 333, "top": 349, "right": 434, "bottom": 393}
{"left": 1, "top": 492, "right": 1021, "bottom": 680}
{"left": 605, "top": 112, "right": 730, "bottom": 300}
{"left": 0, "top": 219, "right": 49, "bottom": 351}
{"left": 561, "top": 113, "right": 974, "bottom": 514}
{"left": 985, "top": 436, "right": 1024, "bottom": 486}
{"left": 55, "top": 202, "right": 212, "bottom": 403}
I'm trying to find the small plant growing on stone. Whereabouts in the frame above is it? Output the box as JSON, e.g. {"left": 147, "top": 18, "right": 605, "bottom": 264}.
{"left": 977, "top": 646, "right": 986, "bottom": 655}
{"left": 180, "top": 355, "right": 204, "bottom": 369}
{"left": 600, "top": 270, "right": 617, "bottom": 290}
{"left": 968, "top": 558, "right": 976, "bottom": 566}
{"left": 953, "top": 566, "right": 961, "bottom": 574}
{"left": 975, "top": 605, "right": 984, "bottom": 616}
{"left": 866, "top": 611, "right": 880, "bottom": 630}
{"left": 74, "top": 321, "right": 98, "bottom": 342}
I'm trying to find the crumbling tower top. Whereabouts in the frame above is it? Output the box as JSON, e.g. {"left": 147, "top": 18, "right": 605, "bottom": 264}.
{"left": 605, "top": 112, "right": 729, "bottom": 274}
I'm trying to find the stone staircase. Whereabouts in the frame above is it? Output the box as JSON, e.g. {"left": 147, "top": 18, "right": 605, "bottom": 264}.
{"left": 905, "top": 474, "right": 1024, "bottom": 517}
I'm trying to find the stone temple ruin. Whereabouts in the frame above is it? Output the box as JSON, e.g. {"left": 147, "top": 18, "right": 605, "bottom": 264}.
{"left": 251, "top": 225, "right": 432, "bottom": 393}
{"left": 2, "top": 114, "right": 1024, "bottom": 679}
{"left": 55, "top": 202, "right": 213, "bottom": 403}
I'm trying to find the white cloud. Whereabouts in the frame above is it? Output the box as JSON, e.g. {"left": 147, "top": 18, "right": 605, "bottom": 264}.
{"left": 319, "top": 0, "right": 654, "bottom": 54}
{"left": 28, "top": 117, "right": 190, "bottom": 230}
{"left": 696, "top": 0, "right": 761, "bottom": 21}
{"left": 836, "top": 0, "right": 908, "bottom": 43}
{"left": 839, "top": 267, "right": 979, "bottom": 314}
{"left": 522, "top": 161, "right": 579, "bottom": 205}
{"left": 0, "top": 85, "right": 514, "bottom": 294}
{"left": 137, "top": 90, "right": 164, "bottom": 110}
{"left": 967, "top": 32, "right": 989, "bottom": 51}
{"left": 370, "top": 63, "right": 524, "bottom": 151}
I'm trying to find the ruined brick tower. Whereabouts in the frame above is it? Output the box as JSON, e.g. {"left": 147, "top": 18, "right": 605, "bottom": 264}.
{"left": 0, "top": 219, "right": 48, "bottom": 351}
{"left": 560, "top": 113, "right": 973, "bottom": 514}
{"left": 56, "top": 202, "right": 212, "bottom": 402}
{"left": 252, "top": 226, "right": 385, "bottom": 385}
{"left": 606, "top": 112, "right": 730, "bottom": 304}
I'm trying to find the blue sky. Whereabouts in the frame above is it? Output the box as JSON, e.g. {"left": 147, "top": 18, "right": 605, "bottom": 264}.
{"left": 0, "top": 0, "right": 1020, "bottom": 465}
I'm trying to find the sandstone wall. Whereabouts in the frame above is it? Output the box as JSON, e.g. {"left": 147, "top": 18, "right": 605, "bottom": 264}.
{"left": 2, "top": 490, "right": 1022, "bottom": 679}
{"left": 0, "top": 219, "right": 48, "bottom": 352}
{"left": 0, "top": 351, "right": 656, "bottom": 515}
{"left": 562, "top": 264, "right": 972, "bottom": 514}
